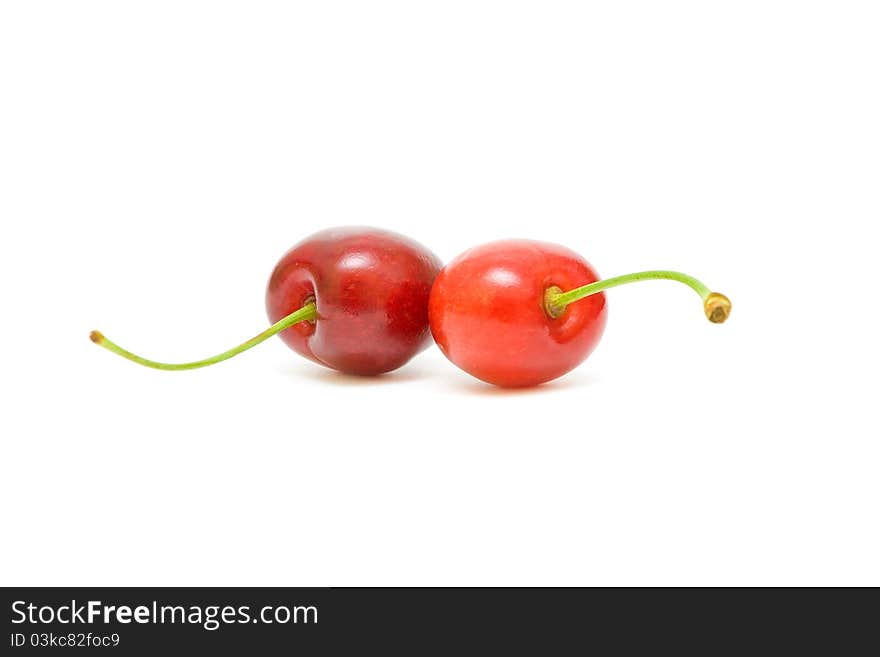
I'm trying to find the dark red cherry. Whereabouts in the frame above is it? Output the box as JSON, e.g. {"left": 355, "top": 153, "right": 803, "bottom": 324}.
{"left": 266, "top": 226, "right": 442, "bottom": 375}
{"left": 90, "top": 226, "right": 442, "bottom": 375}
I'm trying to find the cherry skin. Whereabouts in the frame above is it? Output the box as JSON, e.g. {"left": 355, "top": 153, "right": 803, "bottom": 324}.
{"left": 266, "top": 226, "right": 442, "bottom": 375}
{"left": 429, "top": 240, "right": 608, "bottom": 387}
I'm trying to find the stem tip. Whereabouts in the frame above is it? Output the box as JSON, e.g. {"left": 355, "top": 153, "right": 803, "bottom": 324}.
{"left": 704, "top": 293, "right": 732, "bottom": 324}
{"left": 89, "top": 330, "right": 105, "bottom": 344}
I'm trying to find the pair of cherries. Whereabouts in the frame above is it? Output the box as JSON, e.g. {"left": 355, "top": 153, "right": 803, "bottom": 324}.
{"left": 91, "top": 227, "right": 731, "bottom": 387}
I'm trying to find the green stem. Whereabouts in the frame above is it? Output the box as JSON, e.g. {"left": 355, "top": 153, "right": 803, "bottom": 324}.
{"left": 545, "top": 271, "right": 731, "bottom": 323}
{"left": 90, "top": 301, "right": 317, "bottom": 370}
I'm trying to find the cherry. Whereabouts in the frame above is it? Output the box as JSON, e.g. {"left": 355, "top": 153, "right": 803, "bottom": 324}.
{"left": 91, "top": 226, "right": 442, "bottom": 375}
{"left": 265, "top": 226, "right": 442, "bottom": 374}
{"left": 428, "top": 239, "right": 731, "bottom": 388}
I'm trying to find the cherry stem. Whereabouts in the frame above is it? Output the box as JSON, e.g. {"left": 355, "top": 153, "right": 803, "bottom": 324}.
{"left": 89, "top": 301, "right": 318, "bottom": 370}
{"left": 545, "top": 271, "right": 731, "bottom": 323}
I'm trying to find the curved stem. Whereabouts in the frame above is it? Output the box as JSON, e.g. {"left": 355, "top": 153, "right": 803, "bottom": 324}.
{"left": 90, "top": 302, "right": 317, "bottom": 370}
{"left": 545, "top": 271, "right": 731, "bottom": 323}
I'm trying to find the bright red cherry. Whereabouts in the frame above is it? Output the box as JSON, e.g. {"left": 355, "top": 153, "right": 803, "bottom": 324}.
{"left": 429, "top": 239, "right": 730, "bottom": 388}
{"left": 429, "top": 240, "right": 608, "bottom": 387}
{"left": 90, "top": 226, "right": 442, "bottom": 375}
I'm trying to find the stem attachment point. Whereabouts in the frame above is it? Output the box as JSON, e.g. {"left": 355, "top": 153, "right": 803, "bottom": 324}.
{"left": 543, "top": 285, "right": 566, "bottom": 319}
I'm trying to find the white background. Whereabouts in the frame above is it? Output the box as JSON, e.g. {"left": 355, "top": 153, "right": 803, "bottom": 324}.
{"left": 1, "top": 2, "right": 878, "bottom": 586}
